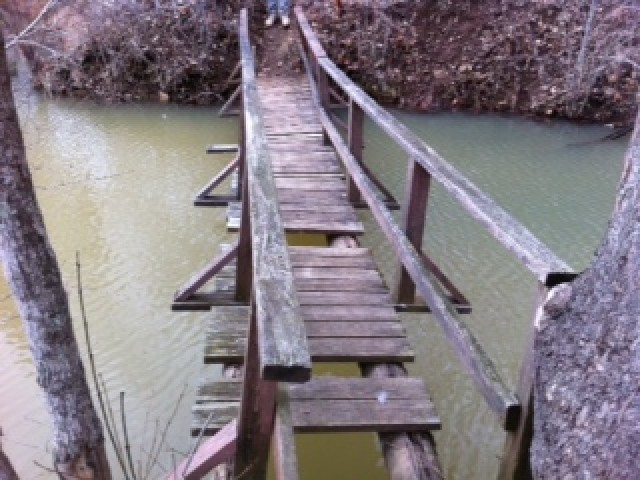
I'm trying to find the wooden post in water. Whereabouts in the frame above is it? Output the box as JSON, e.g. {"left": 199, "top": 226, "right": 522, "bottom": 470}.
{"left": 347, "top": 99, "right": 364, "bottom": 204}
{"left": 499, "top": 283, "right": 547, "bottom": 480}
{"left": 394, "top": 159, "right": 431, "bottom": 304}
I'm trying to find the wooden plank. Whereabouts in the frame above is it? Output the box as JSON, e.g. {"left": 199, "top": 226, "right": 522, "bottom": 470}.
{"left": 312, "top": 76, "right": 521, "bottom": 429}
{"left": 289, "top": 253, "right": 376, "bottom": 269}
{"left": 294, "top": 277, "right": 387, "bottom": 292}
{"left": 288, "top": 377, "right": 428, "bottom": 401}
{"left": 297, "top": 291, "right": 393, "bottom": 306}
{"left": 196, "top": 380, "right": 243, "bottom": 403}
{"left": 205, "top": 337, "right": 414, "bottom": 364}
{"left": 207, "top": 144, "right": 239, "bottom": 154}
{"left": 289, "top": 247, "right": 371, "bottom": 257}
{"left": 239, "top": 8, "right": 311, "bottom": 383}
{"left": 301, "top": 305, "right": 398, "bottom": 322}
{"left": 294, "top": 267, "right": 381, "bottom": 281}
{"left": 290, "top": 399, "right": 439, "bottom": 433}
{"left": 168, "top": 419, "right": 237, "bottom": 480}
{"left": 192, "top": 403, "right": 238, "bottom": 436}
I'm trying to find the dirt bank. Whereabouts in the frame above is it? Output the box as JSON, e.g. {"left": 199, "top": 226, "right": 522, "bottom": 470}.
{"left": 6, "top": 0, "right": 638, "bottom": 123}
{"left": 304, "top": 0, "right": 639, "bottom": 124}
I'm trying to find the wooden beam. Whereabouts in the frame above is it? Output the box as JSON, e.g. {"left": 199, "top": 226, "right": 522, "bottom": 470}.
{"left": 219, "top": 84, "right": 241, "bottom": 117}
{"left": 195, "top": 154, "right": 239, "bottom": 199}
{"left": 347, "top": 99, "right": 364, "bottom": 204}
{"left": 174, "top": 242, "right": 239, "bottom": 302}
{"left": 207, "top": 144, "right": 239, "bottom": 154}
{"left": 166, "top": 419, "right": 237, "bottom": 480}
{"left": 395, "top": 159, "right": 431, "bottom": 304}
{"left": 238, "top": 8, "right": 311, "bottom": 383}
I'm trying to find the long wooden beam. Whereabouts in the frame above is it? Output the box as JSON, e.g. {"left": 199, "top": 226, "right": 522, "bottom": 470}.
{"left": 238, "top": 9, "right": 311, "bottom": 383}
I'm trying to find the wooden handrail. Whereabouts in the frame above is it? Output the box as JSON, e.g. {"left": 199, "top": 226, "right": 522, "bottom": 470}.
{"left": 295, "top": 7, "right": 523, "bottom": 429}
{"left": 293, "top": 7, "right": 572, "bottom": 285}
{"left": 239, "top": 10, "right": 311, "bottom": 382}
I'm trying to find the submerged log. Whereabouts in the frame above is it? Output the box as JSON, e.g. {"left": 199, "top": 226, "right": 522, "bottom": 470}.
{"left": 329, "top": 235, "right": 444, "bottom": 480}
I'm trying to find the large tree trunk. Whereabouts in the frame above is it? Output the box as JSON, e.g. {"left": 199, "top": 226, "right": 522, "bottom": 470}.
{"left": 532, "top": 107, "right": 640, "bottom": 478}
{"left": 0, "top": 431, "right": 19, "bottom": 480}
{"left": 0, "top": 29, "right": 111, "bottom": 479}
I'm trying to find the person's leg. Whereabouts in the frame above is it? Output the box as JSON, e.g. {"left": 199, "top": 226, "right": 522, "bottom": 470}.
{"left": 266, "top": 0, "right": 278, "bottom": 26}
{"left": 279, "top": 0, "right": 291, "bottom": 26}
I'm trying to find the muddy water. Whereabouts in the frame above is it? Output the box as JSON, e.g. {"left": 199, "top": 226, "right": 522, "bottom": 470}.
{"left": 0, "top": 82, "right": 627, "bottom": 479}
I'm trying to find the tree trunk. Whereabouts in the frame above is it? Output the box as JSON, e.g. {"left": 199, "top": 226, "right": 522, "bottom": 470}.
{"left": 0, "top": 29, "right": 111, "bottom": 480}
{"left": 0, "top": 430, "right": 19, "bottom": 480}
{"left": 532, "top": 107, "right": 640, "bottom": 478}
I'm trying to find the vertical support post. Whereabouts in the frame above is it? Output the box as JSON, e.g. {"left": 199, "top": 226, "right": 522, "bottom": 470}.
{"left": 236, "top": 91, "right": 246, "bottom": 201}
{"left": 394, "top": 158, "right": 431, "bottom": 304}
{"left": 315, "top": 60, "right": 331, "bottom": 145}
{"left": 235, "top": 141, "right": 252, "bottom": 303}
{"left": 347, "top": 99, "right": 364, "bottom": 204}
{"left": 498, "top": 283, "right": 546, "bottom": 480}
{"left": 234, "top": 303, "right": 278, "bottom": 480}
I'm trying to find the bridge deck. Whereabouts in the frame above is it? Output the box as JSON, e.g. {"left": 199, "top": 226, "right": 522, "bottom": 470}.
{"left": 188, "top": 74, "right": 440, "bottom": 448}
{"left": 227, "top": 76, "right": 364, "bottom": 235}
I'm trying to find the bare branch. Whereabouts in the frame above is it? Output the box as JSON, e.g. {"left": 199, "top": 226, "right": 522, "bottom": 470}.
{"left": 5, "top": 0, "right": 60, "bottom": 49}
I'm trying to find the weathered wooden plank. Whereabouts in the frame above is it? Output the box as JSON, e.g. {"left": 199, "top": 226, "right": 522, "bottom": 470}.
{"left": 196, "top": 380, "right": 243, "bottom": 403}
{"left": 293, "top": 267, "right": 381, "bottom": 281}
{"left": 205, "top": 337, "right": 413, "bottom": 364}
{"left": 290, "top": 399, "right": 439, "bottom": 433}
{"left": 289, "top": 252, "right": 376, "bottom": 268}
{"left": 207, "top": 144, "right": 239, "bottom": 154}
{"left": 288, "top": 377, "right": 428, "bottom": 401}
{"left": 279, "top": 220, "right": 364, "bottom": 235}
{"left": 301, "top": 305, "right": 398, "bottom": 322}
{"left": 192, "top": 403, "right": 239, "bottom": 436}
{"left": 312, "top": 75, "right": 520, "bottom": 429}
{"left": 275, "top": 178, "right": 347, "bottom": 190}
{"left": 297, "top": 291, "right": 393, "bottom": 306}
{"left": 289, "top": 247, "right": 371, "bottom": 257}
{"left": 168, "top": 419, "right": 237, "bottom": 479}
{"left": 239, "top": 9, "right": 310, "bottom": 383}
{"left": 294, "top": 277, "right": 387, "bottom": 292}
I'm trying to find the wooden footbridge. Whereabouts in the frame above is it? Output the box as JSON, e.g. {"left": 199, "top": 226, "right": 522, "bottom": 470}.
{"left": 168, "top": 8, "right": 574, "bottom": 480}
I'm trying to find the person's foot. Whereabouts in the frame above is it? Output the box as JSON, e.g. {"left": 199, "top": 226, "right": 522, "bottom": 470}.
{"left": 281, "top": 15, "right": 290, "bottom": 27}
{"left": 265, "top": 13, "right": 276, "bottom": 27}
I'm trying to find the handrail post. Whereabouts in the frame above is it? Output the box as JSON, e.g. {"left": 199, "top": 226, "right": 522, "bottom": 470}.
{"left": 235, "top": 157, "right": 252, "bottom": 302}
{"left": 394, "top": 158, "right": 431, "bottom": 304}
{"left": 235, "top": 67, "right": 252, "bottom": 302}
{"left": 234, "top": 302, "right": 277, "bottom": 480}
{"left": 347, "top": 98, "right": 364, "bottom": 204}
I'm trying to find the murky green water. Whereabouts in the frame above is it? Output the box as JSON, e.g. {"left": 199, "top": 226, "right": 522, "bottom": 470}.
{"left": 0, "top": 80, "right": 627, "bottom": 479}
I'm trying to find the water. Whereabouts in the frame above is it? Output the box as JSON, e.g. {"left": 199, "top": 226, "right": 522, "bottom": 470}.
{"left": 0, "top": 82, "right": 627, "bottom": 479}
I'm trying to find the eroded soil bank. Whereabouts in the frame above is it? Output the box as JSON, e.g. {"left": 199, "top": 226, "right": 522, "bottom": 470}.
{"left": 3, "top": 0, "right": 639, "bottom": 124}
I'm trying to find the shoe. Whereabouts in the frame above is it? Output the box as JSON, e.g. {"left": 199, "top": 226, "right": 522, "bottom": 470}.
{"left": 265, "top": 13, "right": 276, "bottom": 27}
{"left": 281, "top": 15, "right": 290, "bottom": 27}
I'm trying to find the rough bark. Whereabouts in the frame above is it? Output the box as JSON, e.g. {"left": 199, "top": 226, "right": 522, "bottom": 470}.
{"left": 0, "top": 28, "right": 111, "bottom": 480}
{"left": 0, "top": 430, "right": 19, "bottom": 480}
{"left": 532, "top": 107, "right": 640, "bottom": 478}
